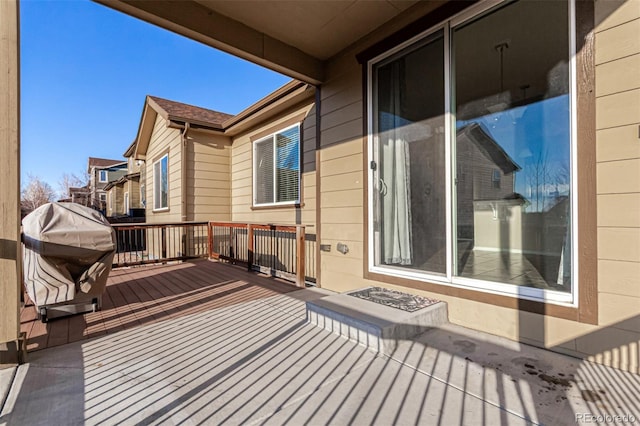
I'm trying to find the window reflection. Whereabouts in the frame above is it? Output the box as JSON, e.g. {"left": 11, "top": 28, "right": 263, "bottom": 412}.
{"left": 454, "top": 0, "right": 572, "bottom": 292}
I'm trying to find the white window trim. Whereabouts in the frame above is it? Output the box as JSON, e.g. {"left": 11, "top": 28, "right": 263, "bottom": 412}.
{"left": 366, "top": 0, "right": 578, "bottom": 307}
{"left": 153, "top": 154, "right": 169, "bottom": 212}
{"left": 99, "top": 170, "right": 108, "bottom": 183}
{"left": 252, "top": 123, "right": 301, "bottom": 207}
{"left": 124, "top": 191, "right": 129, "bottom": 214}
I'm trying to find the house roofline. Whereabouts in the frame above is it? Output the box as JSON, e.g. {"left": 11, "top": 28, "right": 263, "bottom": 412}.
{"left": 223, "top": 80, "right": 309, "bottom": 129}
{"left": 146, "top": 96, "right": 227, "bottom": 131}
{"left": 123, "top": 140, "right": 136, "bottom": 157}
{"left": 132, "top": 80, "right": 316, "bottom": 159}
{"left": 94, "top": 161, "right": 127, "bottom": 170}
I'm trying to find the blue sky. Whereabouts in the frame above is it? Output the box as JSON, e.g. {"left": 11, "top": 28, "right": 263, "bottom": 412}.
{"left": 20, "top": 0, "right": 290, "bottom": 191}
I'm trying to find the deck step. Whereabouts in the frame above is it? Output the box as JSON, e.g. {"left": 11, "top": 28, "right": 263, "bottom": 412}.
{"left": 306, "top": 287, "right": 448, "bottom": 355}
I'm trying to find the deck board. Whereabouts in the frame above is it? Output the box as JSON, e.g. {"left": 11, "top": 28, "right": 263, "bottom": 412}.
{"left": 20, "top": 259, "right": 299, "bottom": 352}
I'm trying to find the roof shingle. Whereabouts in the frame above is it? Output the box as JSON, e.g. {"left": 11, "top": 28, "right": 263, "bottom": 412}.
{"left": 148, "top": 96, "right": 233, "bottom": 128}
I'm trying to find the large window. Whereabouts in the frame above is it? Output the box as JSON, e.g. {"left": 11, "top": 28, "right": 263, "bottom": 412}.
{"left": 253, "top": 124, "right": 300, "bottom": 206}
{"left": 369, "top": 0, "right": 575, "bottom": 304}
{"left": 153, "top": 154, "right": 168, "bottom": 211}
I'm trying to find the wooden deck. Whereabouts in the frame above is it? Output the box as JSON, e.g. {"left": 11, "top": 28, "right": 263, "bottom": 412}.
{"left": 20, "top": 260, "right": 300, "bottom": 352}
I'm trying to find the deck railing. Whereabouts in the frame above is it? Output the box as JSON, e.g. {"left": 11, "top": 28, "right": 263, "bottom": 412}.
{"left": 112, "top": 221, "right": 316, "bottom": 287}
{"left": 209, "top": 222, "right": 316, "bottom": 287}
{"left": 112, "top": 222, "right": 209, "bottom": 267}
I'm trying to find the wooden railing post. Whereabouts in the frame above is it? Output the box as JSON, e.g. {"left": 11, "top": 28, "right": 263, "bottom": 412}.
{"left": 247, "top": 224, "right": 254, "bottom": 271}
{"left": 296, "top": 225, "right": 305, "bottom": 287}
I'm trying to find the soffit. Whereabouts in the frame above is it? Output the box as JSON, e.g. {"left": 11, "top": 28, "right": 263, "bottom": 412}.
{"left": 96, "top": 0, "right": 420, "bottom": 83}
{"left": 193, "top": 0, "right": 419, "bottom": 60}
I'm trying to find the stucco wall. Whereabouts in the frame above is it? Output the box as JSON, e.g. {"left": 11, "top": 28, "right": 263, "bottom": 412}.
{"left": 315, "top": 0, "right": 640, "bottom": 372}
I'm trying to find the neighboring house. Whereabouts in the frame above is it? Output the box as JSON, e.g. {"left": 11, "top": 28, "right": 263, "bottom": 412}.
{"left": 87, "top": 157, "right": 127, "bottom": 211}
{"left": 104, "top": 142, "right": 145, "bottom": 219}
{"left": 105, "top": 0, "right": 640, "bottom": 374}
{"left": 132, "top": 84, "right": 315, "bottom": 225}
{"left": 132, "top": 95, "right": 234, "bottom": 223}
{"left": 130, "top": 82, "right": 316, "bottom": 258}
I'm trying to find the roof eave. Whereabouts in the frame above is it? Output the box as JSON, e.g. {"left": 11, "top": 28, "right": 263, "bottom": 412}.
{"left": 223, "top": 81, "right": 315, "bottom": 136}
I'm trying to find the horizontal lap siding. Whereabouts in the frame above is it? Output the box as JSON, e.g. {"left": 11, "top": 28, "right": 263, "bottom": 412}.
{"left": 230, "top": 101, "right": 316, "bottom": 227}
{"left": 593, "top": 0, "right": 640, "bottom": 372}
{"left": 319, "top": 62, "right": 366, "bottom": 288}
{"left": 146, "top": 114, "right": 182, "bottom": 223}
{"left": 187, "top": 131, "right": 232, "bottom": 222}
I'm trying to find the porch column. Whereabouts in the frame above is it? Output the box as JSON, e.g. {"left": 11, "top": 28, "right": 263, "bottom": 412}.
{"left": 0, "top": 0, "right": 22, "bottom": 363}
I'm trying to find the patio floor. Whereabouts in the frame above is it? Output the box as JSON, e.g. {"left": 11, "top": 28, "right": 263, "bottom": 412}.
{"left": 4, "top": 285, "right": 639, "bottom": 425}
{"left": 20, "top": 260, "right": 299, "bottom": 352}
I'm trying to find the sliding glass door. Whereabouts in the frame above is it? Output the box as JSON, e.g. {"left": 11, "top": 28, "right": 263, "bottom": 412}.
{"left": 369, "top": 0, "right": 575, "bottom": 303}
{"left": 372, "top": 30, "right": 447, "bottom": 276}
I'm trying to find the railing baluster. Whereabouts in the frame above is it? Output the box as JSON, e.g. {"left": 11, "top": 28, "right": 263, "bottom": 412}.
{"left": 120, "top": 221, "right": 317, "bottom": 286}
{"left": 111, "top": 221, "right": 211, "bottom": 267}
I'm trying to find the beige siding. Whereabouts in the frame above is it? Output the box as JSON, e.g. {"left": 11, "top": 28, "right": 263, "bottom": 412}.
{"left": 145, "top": 114, "right": 182, "bottom": 223}
{"left": 312, "top": 0, "right": 640, "bottom": 373}
{"left": 319, "top": 60, "right": 366, "bottom": 285}
{"left": 128, "top": 178, "right": 142, "bottom": 210}
{"left": 186, "top": 130, "right": 232, "bottom": 222}
{"left": 230, "top": 100, "right": 316, "bottom": 228}
{"left": 593, "top": 2, "right": 640, "bottom": 371}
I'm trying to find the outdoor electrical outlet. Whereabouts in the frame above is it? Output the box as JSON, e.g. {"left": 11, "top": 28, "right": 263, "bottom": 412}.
{"left": 320, "top": 244, "right": 331, "bottom": 252}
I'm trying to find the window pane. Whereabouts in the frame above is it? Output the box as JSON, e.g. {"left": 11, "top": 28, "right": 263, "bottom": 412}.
{"left": 276, "top": 127, "right": 300, "bottom": 203}
{"left": 255, "top": 139, "right": 274, "bottom": 204}
{"left": 153, "top": 161, "right": 160, "bottom": 209}
{"left": 453, "top": 0, "right": 571, "bottom": 292}
{"left": 160, "top": 156, "right": 168, "bottom": 208}
{"left": 373, "top": 30, "right": 446, "bottom": 274}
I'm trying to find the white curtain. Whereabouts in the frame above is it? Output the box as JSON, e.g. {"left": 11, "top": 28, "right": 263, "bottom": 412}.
{"left": 380, "top": 61, "right": 413, "bottom": 265}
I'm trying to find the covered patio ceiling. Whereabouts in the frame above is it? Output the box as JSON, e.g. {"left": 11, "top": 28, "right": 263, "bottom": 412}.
{"left": 94, "top": 0, "right": 421, "bottom": 84}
